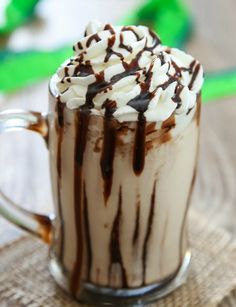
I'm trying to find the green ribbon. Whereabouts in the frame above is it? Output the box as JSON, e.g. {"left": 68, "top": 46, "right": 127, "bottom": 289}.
{"left": 0, "top": 0, "right": 39, "bottom": 34}
{"left": 0, "top": 47, "right": 71, "bottom": 92}
{"left": 203, "top": 70, "right": 236, "bottom": 103}
{"left": 121, "top": 0, "right": 192, "bottom": 49}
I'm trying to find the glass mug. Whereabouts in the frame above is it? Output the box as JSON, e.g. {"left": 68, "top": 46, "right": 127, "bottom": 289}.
{"left": 0, "top": 75, "right": 200, "bottom": 306}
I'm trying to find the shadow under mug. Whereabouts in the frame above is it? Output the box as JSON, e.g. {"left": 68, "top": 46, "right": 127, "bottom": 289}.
{"left": 0, "top": 76, "right": 200, "bottom": 306}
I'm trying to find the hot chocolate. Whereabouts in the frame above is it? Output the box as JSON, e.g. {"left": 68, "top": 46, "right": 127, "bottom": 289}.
{"left": 48, "top": 20, "right": 203, "bottom": 304}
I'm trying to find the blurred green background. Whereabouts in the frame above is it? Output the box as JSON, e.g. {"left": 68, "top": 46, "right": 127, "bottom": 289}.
{"left": 0, "top": 0, "right": 236, "bottom": 103}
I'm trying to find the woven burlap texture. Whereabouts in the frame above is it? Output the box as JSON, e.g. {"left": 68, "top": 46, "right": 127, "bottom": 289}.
{"left": 0, "top": 210, "right": 236, "bottom": 307}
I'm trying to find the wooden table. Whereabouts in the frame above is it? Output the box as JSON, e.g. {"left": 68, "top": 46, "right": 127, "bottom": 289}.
{"left": 0, "top": 0, "right": 236, "bottom": 305}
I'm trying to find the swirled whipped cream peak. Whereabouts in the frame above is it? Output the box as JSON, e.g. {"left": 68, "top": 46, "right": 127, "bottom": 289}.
{"left": 56, "top": 20, "right": 204, "bottom": 122}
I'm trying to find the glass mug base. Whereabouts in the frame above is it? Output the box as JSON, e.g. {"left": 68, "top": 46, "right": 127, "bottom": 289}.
{"left": 49, "top": 250, "right": 191, "bottom": 306}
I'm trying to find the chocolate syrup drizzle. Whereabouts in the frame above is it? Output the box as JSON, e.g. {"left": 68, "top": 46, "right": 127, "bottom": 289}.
{"left": 189, "top": 63, "right": 201, "bottom": 90}
{"left": 133, "top": 114, "right": 146, "bottom": 175}
{"left": 104, "top": 24, "right": 115, "bottom": 35}
{"left": 105, "top": 36, "right": 124, "bottom": 63}
{"left": 83, "top": 182, "right": 92, "bottom": 281}
{"left": 86, "top": 33, "right": 101, "bottom": 48}
{"left": 133, "top": 200, "right": 140, "bottom": 245}
{"left": 100, "top": 102, "right": 117, "bottom": 202}
{"left": 142, "top": 181, "right": 156, "bottom": 284}
{"left": 121, "top": 26, "right": 140, "bottom": 41}
{"left": 119, "top": 33, "right": 132, "bottom": 53}
{"left": 127, "top": 61, "right": 154, "bottom": 174}
{"left": 109, "top": 186, "right": 127, "bottom": 287}
{"left": 55, "top": 100, "right": 65, "bottom": 261}
{"left": 70, "top": 111, "right": 89, "bottom": 296}
{"left": 179, "top": 154, "right": 198, "bottom": 262}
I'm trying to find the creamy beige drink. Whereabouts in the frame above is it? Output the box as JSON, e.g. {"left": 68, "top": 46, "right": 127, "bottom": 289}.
{"left": 48, "top": 21, "right": 203, "bottom": 303}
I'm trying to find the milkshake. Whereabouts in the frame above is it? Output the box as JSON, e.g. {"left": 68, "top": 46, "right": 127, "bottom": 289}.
{"left": 48, "top": 21, "right": 203, "bottom": 304}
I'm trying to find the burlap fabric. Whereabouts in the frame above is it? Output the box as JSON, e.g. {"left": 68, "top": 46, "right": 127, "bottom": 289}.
{"left": 0, "top": 210, "right": 236, "bottom": 307}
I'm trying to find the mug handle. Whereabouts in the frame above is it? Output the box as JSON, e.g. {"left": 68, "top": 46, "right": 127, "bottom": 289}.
{"left": 0, "top": 109, "right": 53, "bottom": 244}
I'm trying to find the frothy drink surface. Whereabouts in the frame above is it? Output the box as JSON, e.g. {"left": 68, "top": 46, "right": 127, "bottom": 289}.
{"left": 49, "top": 20, "right": 203, "bottom": 295}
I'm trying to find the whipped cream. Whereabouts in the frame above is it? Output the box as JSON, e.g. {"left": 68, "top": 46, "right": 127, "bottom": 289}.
{"left": 56, "top": 20, "right": 204, "bottom": 122}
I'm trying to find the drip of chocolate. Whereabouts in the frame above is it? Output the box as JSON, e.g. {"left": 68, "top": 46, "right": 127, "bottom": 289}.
{"left": 133, "top": 113, "right": 146, "bottom": 175}
{"left": 111, "top": 50, "right": 143, "bottom": 83}
{"left": 83, "top": 182, "right": 92, "bottom": 281}
{"left": 127, "top": 61, "right": 154, "bottom": 114}
{"left": 70, "top": 111, "right": 89, "bottom": 296}
{"left": 189, "top": 63, "right": 201, "bottom": 90}
{"left": 55, "top": 100, "right": 65, "bottom": 261}
{"left": 102, "top": 99, "right": 117, "bottom": 117}
{"left": 142, "top": 181, "right": 156, "bottom": 284}
{"left": 172, "top": 84, "right": 184, "bottom": 107}
{"left": 179, "top": 168, "right": 197, "bottom": 263}
{"left": 61, "top": 67, "right": 68, "bottom": 84}
{"left": 127, "top": 61, "right": 154, "bottom": 175}
{"left": 109, "top": 186, "right": 127, "bottom": 287}
{"left": 100, "top": 108, "right": 117, "bottom": 202}
{"left": 85, "top": 72, "right": 110, "bottom": 109}
{"left": 34, "top": 214, "right": 52, "bottom": 244}
{"left": 171, "top": 60, "right": 182, "bottom": 78}
{"left": 189, "top": 60, "right": 196, "bottom": 74}
{"left": 132, "top": 200, "right": 140, "bottom": 245}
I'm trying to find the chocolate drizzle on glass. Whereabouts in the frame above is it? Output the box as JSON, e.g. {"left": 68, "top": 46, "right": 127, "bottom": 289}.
{"left": 127, "top": 61, "right": 154, "bottom": 175}
{"left": 55, "top": 100, "right": 65, "bottom": 261}
{"left": 70, "top": 110, "right": 89, "bottom": 296}
{"left": 133, "top": 114, "right": 146, "bottom": 175}
{"left": 83, "top": 182, "right": 92, "bottom": 281}
{"left": 142, "top": 180, "right": 156, "bottom": 284}
{"left": 100, "top": 111, "right": 117, "bottom": 203}
{"left": 179, "top": 168, "right": 197, "bottom": 263}
{"left": 109, "top": 186, "right": 127, "bottom": 287}
{"left": 133, "top": 199, "right": 140, "bottom": 245}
